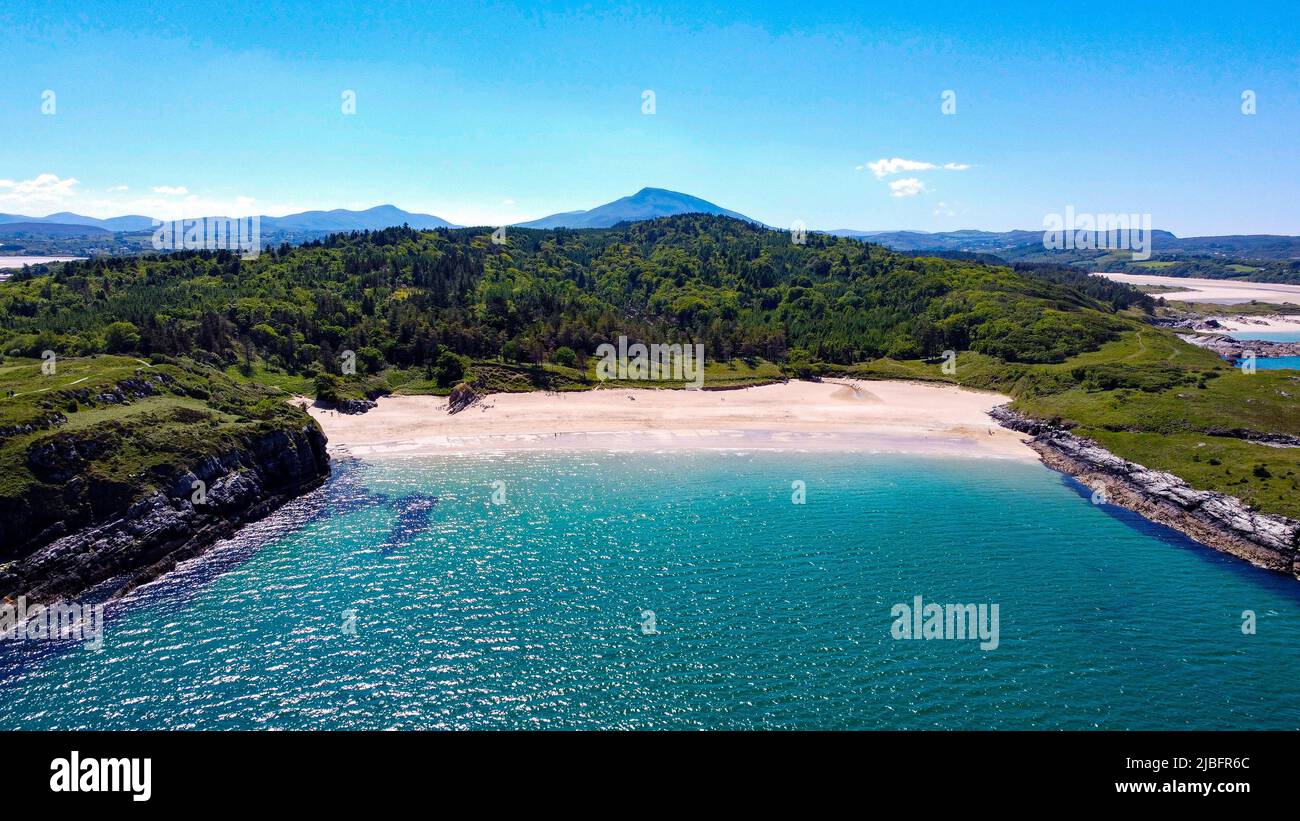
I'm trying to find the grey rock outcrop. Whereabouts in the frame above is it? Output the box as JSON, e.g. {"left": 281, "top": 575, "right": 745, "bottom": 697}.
{"left": 991, "top": 405, "right": 1300, "bottom": 577}
{"left": 0, "top": 424, "right": 330, "bottom": 604}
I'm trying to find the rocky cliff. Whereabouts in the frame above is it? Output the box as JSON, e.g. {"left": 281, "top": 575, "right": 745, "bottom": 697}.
{"left": 0, "top": 424, "right": 330, "bottom": 604}
{"left": 990, "top": 406, "right": 1300, "bottom": 576}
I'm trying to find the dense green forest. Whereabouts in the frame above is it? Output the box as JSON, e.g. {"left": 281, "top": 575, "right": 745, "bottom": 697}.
{"left": 0, "top": 215, "right": 1149, "bottom": 379}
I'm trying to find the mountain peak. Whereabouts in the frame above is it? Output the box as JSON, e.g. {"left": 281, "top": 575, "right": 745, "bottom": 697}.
{"left": 515, "top": 188, "right": 760, "bottom": 229}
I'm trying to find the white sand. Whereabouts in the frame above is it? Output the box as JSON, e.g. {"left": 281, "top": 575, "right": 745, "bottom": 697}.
{"left": 0, "top": 256, "right": 86, "bottom": 269}
{"left": 1093, "top": 272, "right": 1300, "bottom": 306}
{"left": 1208, "top": 315, "right": 1300, "bottom": 332}
{"left": 305, "top": 379, "right": 1035, "bottom": 460}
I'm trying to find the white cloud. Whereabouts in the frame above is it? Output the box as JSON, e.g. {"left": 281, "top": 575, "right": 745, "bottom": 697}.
{"left": 861, "top": 158, "right": 940, "bottom": 178}
{"left": 857, "top": 157, "right": 971, "bottom": 199}
{"left": 152, "top": 185, "right": 189, "bottom": 195}
{"left": 889, "top": 178, "right": 926, "bottom": 198}
{"left": 501, "top": 198, "right": 516, "bottom": 206}
{"left": 106, "top": 184, "right": 129, "bottom": 192}
{"left": 0, "top": 173, "right": 80, "bottom": 211}
{"left": 857, "top": 157, "right": 972, "bottom": 178}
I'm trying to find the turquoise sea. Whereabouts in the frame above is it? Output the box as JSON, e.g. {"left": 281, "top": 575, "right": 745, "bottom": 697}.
{"left": 1, "top": 451, "right": 1298, "bottom": 730}
{"left": 1227, "top": 331, "right": 1300, "bottom": 343}
{"left": 1226, "top": 330, "right": 1300, "bottom": 369}
{"left": 1253, "top": 357, "right": 1300, "bottom": 371}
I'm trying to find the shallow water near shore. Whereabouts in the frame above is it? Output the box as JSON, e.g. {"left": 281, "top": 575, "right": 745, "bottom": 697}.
{"left": 1, "top": 451, "right": 1298, "bottom": 730}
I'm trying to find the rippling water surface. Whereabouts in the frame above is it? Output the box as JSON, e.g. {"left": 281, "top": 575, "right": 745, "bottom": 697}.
{"left": 2, "top": 451, "right": 1298, "bottom": 729}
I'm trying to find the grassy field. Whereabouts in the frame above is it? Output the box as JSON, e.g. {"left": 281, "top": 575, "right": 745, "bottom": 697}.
{"left": 0, "top": 355, "right": 318, "bottom": 528}
{"left": 1129, "top": 260, "right": 1180, "bottom": 269}
{"left": 1157, "top": 300, "right": 1296, "bottom": 316}
{"left": 1006, "top": 332, "right": 1300, "bottom": 516}
{"left": 1087, "top": 430, "right": 1300, "bottom": 517}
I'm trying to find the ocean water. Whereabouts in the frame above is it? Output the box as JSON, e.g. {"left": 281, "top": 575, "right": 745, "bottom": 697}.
{"left": 1217, "top": 330, "right": 1300, "bottom": 369}
{"left": 1252, "top": 356, "right": 1300, "bottom": 371}
{"left": 1227, "top": 330, "right": 1300, "bottom": 343}
{"left": 1, "top": 451, "right": 1298, "bottom": 730}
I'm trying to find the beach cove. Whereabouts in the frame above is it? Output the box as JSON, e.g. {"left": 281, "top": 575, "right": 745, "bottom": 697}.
{"left": 306, "top": 379, "right": 1035, "bottom": 460}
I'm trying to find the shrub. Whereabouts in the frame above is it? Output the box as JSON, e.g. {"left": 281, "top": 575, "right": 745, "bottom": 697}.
{"left": 554, "top": 346, "right": 577, "bottom": 368}
{"left": 104, "top": 321, "right": 141, "bottom": 353}
{"left": 433, "top": 350, "right": 468, "bottom": 386}
{"left": 314, "top": 373, "right": 342, "bottom": 403}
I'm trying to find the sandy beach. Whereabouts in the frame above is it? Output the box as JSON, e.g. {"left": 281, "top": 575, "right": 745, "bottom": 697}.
{"left": 306, "top": 379, "right": 1035, "bottom": 460}
{"left": 1093, "top": 272, "right": 1300, "bottom": 306}
{"left": 1206, "top": 314, "right": 1300, "bottom": 333}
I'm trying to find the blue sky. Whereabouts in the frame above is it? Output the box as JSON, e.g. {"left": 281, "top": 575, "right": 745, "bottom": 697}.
{"left": 2, "top": 0, "right": 1298, "bottom": 234}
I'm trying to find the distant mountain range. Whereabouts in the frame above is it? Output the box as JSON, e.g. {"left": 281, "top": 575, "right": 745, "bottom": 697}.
{"left": 827, "top": 229, "right": 1300, "bottom": 260}
{"left": 0, "top": 189, "right": 756, "bottom": 245}
{"left": 0, "top": 212, "right": 154, "bottom": 232}
{"left": 0, "top": 204, "right": 455, "bottom": 235}
{"left": 0, "top": 221, "right": 113, "bottom": 237}
{"left": 514, "top": 187, "right": 760, "bottom": 229}
{"left": 260, "top": 205, "right": 454, "bottom": 233}
{"left": 4, "top": 191, "right": 1299, "bottom": 260}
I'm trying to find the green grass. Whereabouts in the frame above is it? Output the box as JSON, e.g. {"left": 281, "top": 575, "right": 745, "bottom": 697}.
{"left": 0, "top": 355, "right": 158, "bottom": 426}
{"left": 999, "top": 331, "right": 1300, "bottom": 517}
{"left": 1159, "top": 300, "right": 1294, "bottom": 316}
{"left": 1087, "top": 431, "right": 1300, "bottom": 518}
{"left": 0, "top": 354, "right": 320, "bottom": 539}
{"left": 1130, "top": 260, "right": 1179, "bottom": 269}
{"left": 1137, "top": 284, "right": 1190, "bottom": 293}
{"left": 1017, "top": 369, "right": 1300, "bottom": 437}
{"left": 222, "top": 361, "right": 315, "bottom": 396}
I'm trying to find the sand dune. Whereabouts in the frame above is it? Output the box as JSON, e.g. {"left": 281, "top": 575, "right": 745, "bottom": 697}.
{"left": 307, "top": 379, "right": 1034, "bottom": 460}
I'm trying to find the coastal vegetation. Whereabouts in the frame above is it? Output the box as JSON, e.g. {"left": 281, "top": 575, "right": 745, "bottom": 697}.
{"left": 2, "top": 214, "right": 1298, "bottom": 549}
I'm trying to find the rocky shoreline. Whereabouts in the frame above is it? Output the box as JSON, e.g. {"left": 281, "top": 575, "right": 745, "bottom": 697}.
{"left": 1178, "top": 332, "right": 1300, "bottom": 362}
{"left": 990, "top": 406, "right": 1300, "bottom": 577}
{"left": 0, "top": 424, "right": 330, "bottom": 605}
